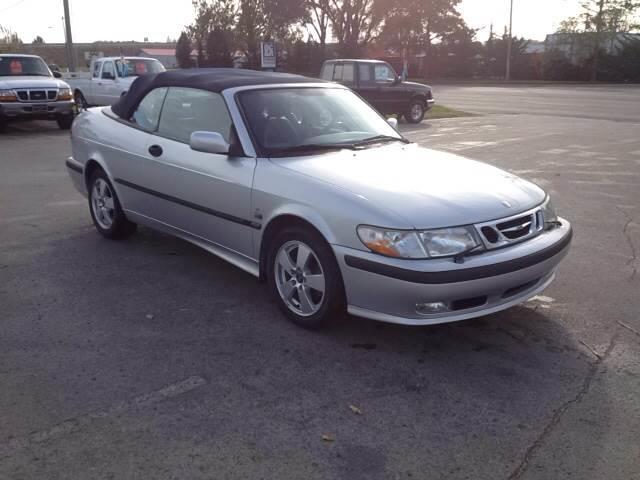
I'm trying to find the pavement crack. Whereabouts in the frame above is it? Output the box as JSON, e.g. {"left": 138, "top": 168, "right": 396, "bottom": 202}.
{"left": 507, "top": 333, "right": 618, "bottom": 480}
{"left": 616, "top": 206, "right": 638, "bottom": 281}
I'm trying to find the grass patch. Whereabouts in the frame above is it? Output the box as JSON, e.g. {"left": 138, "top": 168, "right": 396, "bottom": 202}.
{"left": 426, "top": 104, "right": 475, "bottom": 119}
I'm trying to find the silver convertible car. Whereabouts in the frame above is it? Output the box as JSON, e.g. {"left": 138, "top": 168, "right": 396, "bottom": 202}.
{"left": 66, "top": 69, "right": 572, "bottom": 329}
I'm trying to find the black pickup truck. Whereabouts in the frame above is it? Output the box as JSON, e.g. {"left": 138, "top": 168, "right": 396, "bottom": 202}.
{"left": 320, "top": 59, "right": 434, "bottom": 123}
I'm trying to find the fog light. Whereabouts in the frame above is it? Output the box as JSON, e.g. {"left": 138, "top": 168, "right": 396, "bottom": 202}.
{"left": 416, "top": 302, "right": 449, "bottom": 315}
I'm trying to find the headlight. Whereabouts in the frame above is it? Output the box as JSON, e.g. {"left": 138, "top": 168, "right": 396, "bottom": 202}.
{"left": 541, "top": 196, "right": 559, "bottom": 229}
{"left": 0, "top": 89, "right": 18, "bottom": 102}
{"left": 357, "top": 225, "right": 482, "bottom": 259}
{"left": 57, "top": 88, "right": 73, "bottom": 101}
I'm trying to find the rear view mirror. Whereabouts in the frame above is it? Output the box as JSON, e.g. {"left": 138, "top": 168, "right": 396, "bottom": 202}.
{"left": 190, "top": 131, "right": 230, "bottom": 154}
{"left": 386, "top": 117, "right": 398, "bottom": 129}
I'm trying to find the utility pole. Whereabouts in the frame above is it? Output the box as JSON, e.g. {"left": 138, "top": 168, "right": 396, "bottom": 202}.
{"left": 505, "top": 0, "right": 514, "bottom": 80}
{"left": 62, "top": 0, "right": 76, "bottom": 71}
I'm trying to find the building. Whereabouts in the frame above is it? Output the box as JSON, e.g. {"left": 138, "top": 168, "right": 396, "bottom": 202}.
{"left": 138, "top": 48, "right": 178, "bottom": 68}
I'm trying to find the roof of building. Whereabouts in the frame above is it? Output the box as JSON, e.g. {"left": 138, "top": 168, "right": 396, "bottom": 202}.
{"left": 139, "top": 48, "right": 177, "bottom": 56}
{"left": 111, "top": 68, "right": 323, "bottom": 119}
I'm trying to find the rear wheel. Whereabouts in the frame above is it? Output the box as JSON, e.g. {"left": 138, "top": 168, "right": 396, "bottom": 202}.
{"left": 88, "top": 170, "right": 136, "bottom": 239}
{"left": 405, "top": 99, "right": 425, "bottom": 124}
{"left": 56, "top": 114, "right": 74, "bottom": 130}
{"left": 267, "top": 226, "right": 345, "bottom": 329}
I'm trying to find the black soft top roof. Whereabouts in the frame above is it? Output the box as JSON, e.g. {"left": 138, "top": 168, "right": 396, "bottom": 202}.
{"left": 111, "top": 68, "right": 324, "bottom": 119}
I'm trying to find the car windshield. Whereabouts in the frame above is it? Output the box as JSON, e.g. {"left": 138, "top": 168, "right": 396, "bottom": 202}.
{"left": 0, "top": 56, "right": 51, "bottom": 77}
{"left": 238, "top": 87, "right": 404, "bottom": 155}
{"left": 115, "top": 58, "right": 165, "bottom": 77}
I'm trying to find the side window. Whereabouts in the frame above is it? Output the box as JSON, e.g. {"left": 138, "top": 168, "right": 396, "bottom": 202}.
{"left": 358, "top": 63, "right": 372, "bottom": 83}
{"left": 320, "top": 63, "right": 334, "bottom": 80}
{"left": 342, "top": 63, "right": 355, "bottom": 85}
{"left": 101, "top": 61, "right": 115, "bottom": 79}
{"left": 374, "top": 64, "right": 396, "bottom": 83}
{"left": 92, "top": 61, "right": 101, "bottom": 78}
{"left": 157, "top": 87, "right": 232, "bottom": 145}
{"left": 131, "top": 87, "right": 168, "bottom": 131}
{"left": 332, "top": 63, "right": 344, "bottom": 82}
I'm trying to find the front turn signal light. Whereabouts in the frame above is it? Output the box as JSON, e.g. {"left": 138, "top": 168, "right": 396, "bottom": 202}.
{"left": 0, "top": 90, "right": 18, "bottom": 102}
{"left": 57, "top": 88, "right": 73, "bottom": 101}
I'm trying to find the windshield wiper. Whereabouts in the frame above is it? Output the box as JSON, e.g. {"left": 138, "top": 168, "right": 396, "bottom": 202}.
{"left": 352, "top": 135, "right": 411, "bottom": 147}
{"left": 268, "top": 143, "right": 356, "bottom": 156}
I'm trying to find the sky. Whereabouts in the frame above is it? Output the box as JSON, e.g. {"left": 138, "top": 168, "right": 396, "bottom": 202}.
{"left": 0, "top": 0, "right": 582, "bottom": 44}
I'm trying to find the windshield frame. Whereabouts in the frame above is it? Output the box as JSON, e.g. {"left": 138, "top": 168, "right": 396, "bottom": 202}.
{"left": 0, "top": 55, "right": 52, "bottom": 78}
{"left": 233, "top": 84, "right": 406, "bottom": 158}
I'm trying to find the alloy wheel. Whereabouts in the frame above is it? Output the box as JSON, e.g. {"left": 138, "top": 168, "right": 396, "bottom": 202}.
{"left": 91, "top": 178, "right": 115, "bottom": 229}
{"left": 274, "top": 240, "right": 326, "bottom": 317}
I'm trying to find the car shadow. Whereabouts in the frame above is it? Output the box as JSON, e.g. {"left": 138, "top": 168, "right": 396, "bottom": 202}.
{"left": 10, "top": 225, "right": 609, "bottom": 478}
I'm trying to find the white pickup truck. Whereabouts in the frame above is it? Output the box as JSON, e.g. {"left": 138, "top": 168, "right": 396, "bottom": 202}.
{"left": 65, "top": 56, "right": 165, "bottom": 108}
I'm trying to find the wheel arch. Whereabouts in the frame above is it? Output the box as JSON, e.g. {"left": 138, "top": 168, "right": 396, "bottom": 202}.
{"left": 258, "top": 212, "right": 336, "bottom": 282}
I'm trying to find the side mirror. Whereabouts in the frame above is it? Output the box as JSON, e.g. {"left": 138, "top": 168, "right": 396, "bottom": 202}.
{"left": 190, "top": 131, "right": 230, "bottom": 155}
{"left": 386, "top": 117, "right": 398, "bottom": 129}
{"left": 393, "top": 75, "right": 401, "bottom": 85}
{"left": 52, "top": 71, "right": 62, "bottom": 78}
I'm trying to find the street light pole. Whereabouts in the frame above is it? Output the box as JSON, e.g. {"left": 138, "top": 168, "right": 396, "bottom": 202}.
{"left": 62, "top": 0, "right": 75, "bottom": 71}
{"left": 505, "top": 0, "right": 514, "bottom": 80}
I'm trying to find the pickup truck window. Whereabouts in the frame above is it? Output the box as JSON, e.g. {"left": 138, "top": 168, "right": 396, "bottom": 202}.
{"left": 101, "top": 61, "right": 116, "bottom": 80}
{"left": 374, "top": 64, "right": 396, "bottom": 83}
{"left": 115, "top": 58, "right": 165, "bottom": 77}
{"left": 92, "top": 61, "right": 102, "bottom": 78}
{"left": 0, "top": 56, "right": 50, "bottom": 77}
{"left": 320, "top": 63, "right": 333, "bottom": 81}
{"left": 157, "top": 87, "right": 232, "bottom": 144}
{"left": 131, "top": 87, "right": 168, "bottom": 131}
{"left": 358, "top": 64, "right": 372, "bottom": 83}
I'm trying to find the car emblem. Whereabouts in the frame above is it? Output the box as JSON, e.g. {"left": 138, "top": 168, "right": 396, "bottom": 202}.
{"left": 501, "top": 200, "right": 512, "bottom": 208}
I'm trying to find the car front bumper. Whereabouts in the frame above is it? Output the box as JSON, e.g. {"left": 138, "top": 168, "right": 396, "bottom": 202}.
{"left": 0, "top": 100, "right": 74, "bottom": 120}
{"left": 334, "top": 219, "right": 572, "bottom": 325}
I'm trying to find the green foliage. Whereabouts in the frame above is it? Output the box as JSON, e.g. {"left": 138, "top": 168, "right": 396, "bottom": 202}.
{"left": 0, "top": 25, "right": 22, "bottom": 50}
{"left": 176, "top": 31, "right": 194, "bottom": 68}
{"left": 32, "top": 35, "right": 44, "bottom": 45}
{"left": 206, "top": 28, "right": 232, "bottom": 67}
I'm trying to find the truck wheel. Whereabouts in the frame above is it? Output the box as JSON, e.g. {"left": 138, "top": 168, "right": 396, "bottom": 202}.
{"left": 74, "top": 91, "right": 88, "bottom": 110}
{"left": 405, "top": 99, "right": 425, "bottom": 124}
{"left": 56, "top": 114, "right": 74, "bottom": 130}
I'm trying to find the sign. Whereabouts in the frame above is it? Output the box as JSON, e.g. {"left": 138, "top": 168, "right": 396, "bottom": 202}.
{"left": 261, "top": 41, "right": 276, "bottom": 69}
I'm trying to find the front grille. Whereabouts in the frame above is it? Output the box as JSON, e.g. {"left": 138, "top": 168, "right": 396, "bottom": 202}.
{"left": 476, "top": 206, "right": 543, "bottom": 249}
{"left": 450, "top": 296, "right": 487, "bottom": 311}
{"left": 14, "top": 89, "right": 58, "bottom": 102}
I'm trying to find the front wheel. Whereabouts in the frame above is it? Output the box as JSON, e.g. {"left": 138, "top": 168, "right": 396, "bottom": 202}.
{"left": 88, "top": 170, "right": 137, "bottom": 239}
{"left": 267, "top": 227, "right": 345, "bottom": 329}
{"left": 405, "top": 99, "right": 425, "bottom": 124}
{"left": 56, "top": 114, "right": 74, "bottom": 130}
{"left": 74, "top": 90, "right": 88, "bottom": 111}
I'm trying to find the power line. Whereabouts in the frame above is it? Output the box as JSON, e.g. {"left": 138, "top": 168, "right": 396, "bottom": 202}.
{"left": 0, "top": 0, "right": 28, "bottom": 14}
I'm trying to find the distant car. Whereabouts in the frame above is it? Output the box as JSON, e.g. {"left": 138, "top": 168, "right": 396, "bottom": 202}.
{"left": 0, "top": 54, "right": 75, "bottom": 132}
{"left": 320, "top": 59, "right": 434, "bottom": 123}
{"left": 64, "top": 56, "right": 165, "bottom": 108}
{"left": 66, "top": 69, "right": 571, "bottom": 329}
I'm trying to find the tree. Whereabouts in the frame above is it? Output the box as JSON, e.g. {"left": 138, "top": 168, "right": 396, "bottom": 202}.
{"left": 559, "top": 0, "right": 640, "bottom": 80}
{"left": 206, "top": 27, "right": 232, "bottom": 67}
{"left": 0, "top": 25, "right": 22, "bottom": 50}
{"left": 379, "top": 0, "right": 467, "bottom": 77}
{"left": 32, "top": 35, "right": 45, "bottom": 44}
{"left": 188, "top": 0, "right": 237, "bottom": 66}
{"left": 305, "top": 0, "right": 330, "bottom": 47}
{"left": 176, "top": 31, "right": 193, "bottom": 68}
{"left": 318, "top": 0, "right": 387, "bottom": 57}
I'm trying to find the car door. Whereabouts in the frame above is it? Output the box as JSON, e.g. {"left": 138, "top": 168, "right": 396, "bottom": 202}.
{"left": 372, "top": 62, "right": 406, "bottom": 114}
{"left": 355, "top": 63, "right": 379, "bottom": 109}
{"left": 139, "top": 86, "right": 257, "bottom": 258}
{"left": 88, "top": 60, "right": 102, "bottom": 105}
{"left": 95, "top": 60, "right": 117, "bottom": 105}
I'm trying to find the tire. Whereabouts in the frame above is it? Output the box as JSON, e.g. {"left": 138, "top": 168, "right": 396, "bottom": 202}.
{"left": 88, "top": 169, "right": 137, "bottom": 239}
{"left": 405, "top": 99, "right": 426, "bottom": 124}
{"left": 0, "top": 118, "right": 6, "bottom": 133}
{"left": 56, "top": 114, "right": 74, "bottom": 130}
{"left": 74, "top": 90, "right": 88, "bottom": 110}
{"left": 267, "top": 226, "right": 345, "bottom": 329}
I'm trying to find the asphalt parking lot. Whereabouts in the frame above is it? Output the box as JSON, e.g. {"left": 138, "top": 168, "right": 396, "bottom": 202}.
{"left": 1, "top": 85, "right": 639, "bottom": 479}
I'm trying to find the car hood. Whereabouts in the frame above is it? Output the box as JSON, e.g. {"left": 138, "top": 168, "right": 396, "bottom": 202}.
{"left": 271, "top": 143, "right": 545, "bottom": 229}
{"left": 401, "top": 80, "right": 430, "bottom": 91}
{"left": 0, "top": 76, "right": 69, "bottom": 89}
